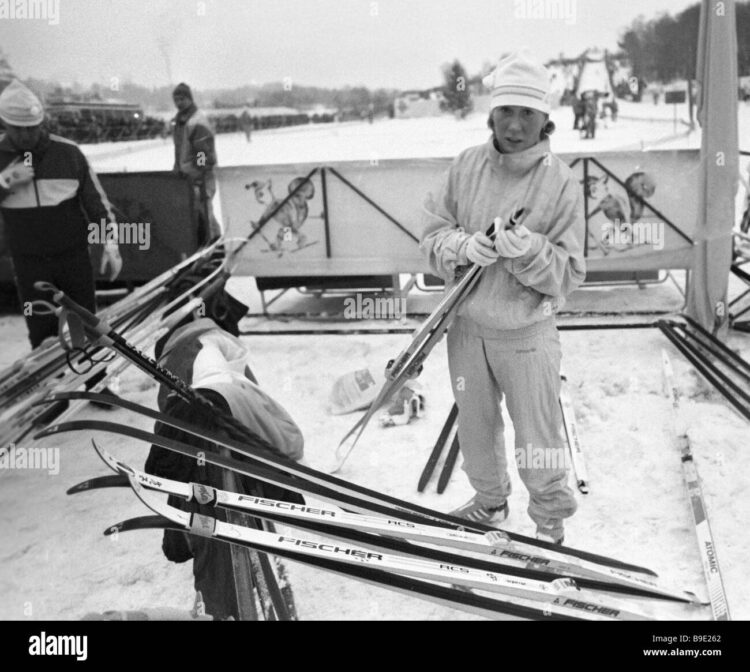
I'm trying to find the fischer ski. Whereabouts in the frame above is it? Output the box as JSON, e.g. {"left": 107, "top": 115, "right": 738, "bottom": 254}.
{"left": 108, "top": 511, "right": 577, "bottom": 622}
{"left": 75, "top": 440, "right": 699, "bottom": 603}
{"left": 120, "top": 477, "right": 651, "bottom": 620}
{"left": 661, "top": 351, "right": 731, "bottom": 621}
{"left": 417, "top": 403, "right": 458, "bottom": 492}
{"left": 35, "top": 398, "right": 657, "bottom": 577}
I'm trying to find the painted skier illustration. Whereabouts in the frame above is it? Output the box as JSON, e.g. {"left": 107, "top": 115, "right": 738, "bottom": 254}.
{"left": 244, "top": 176, "right": 321, "bottom": 256}
{"left": 582, "top": 170, "right": 657, "bottom": 255}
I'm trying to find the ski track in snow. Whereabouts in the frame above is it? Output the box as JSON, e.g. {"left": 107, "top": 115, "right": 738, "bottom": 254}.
{"left": 1, "top": 104, "right": 749, "bottom": 620}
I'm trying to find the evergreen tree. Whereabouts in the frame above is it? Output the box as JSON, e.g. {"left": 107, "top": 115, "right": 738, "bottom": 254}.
{"left": 441, "top": 59, "right": 472, "bottom": 118}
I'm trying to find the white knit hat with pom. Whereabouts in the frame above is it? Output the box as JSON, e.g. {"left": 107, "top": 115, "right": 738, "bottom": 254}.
{"left": 0, "top": 80, "right": 44, "bottom": 127}
{"left": 483, "top": 51, "right": 551, "bottom": 114}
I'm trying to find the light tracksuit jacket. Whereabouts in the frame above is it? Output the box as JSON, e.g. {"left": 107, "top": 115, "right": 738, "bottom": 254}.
{"left": 420, "top": 136, "right": 586, "bottom": 535}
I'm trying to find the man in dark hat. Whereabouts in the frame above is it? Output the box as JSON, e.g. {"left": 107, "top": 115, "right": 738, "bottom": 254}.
{"left": 172, "top": 82, "right": 220, "bottom": 244}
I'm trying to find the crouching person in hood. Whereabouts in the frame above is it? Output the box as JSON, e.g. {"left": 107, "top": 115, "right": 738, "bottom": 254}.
{"left": 145, "top": 285, "right": 303, "bottom": 620}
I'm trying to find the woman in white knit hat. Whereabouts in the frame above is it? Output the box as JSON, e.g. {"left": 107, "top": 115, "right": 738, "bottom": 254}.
{"left": 420, "top": 52, "right": 586, "bottom": 544}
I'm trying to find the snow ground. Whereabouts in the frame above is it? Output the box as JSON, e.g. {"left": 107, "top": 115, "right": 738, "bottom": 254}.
{"left": 0, "top": 103, "right": 749, "bottom": 621}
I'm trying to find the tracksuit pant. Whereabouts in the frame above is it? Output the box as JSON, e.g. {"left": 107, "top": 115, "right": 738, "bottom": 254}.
{"left": 11, "top": 248, "right": 96, "bottom": 349}
{"left": 447, "top": 316, "right": 577, "bottom": 537}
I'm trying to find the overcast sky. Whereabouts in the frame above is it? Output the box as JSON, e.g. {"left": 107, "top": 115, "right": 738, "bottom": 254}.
{"left": 0, "top": 0, "right": 698, "bottom": 90}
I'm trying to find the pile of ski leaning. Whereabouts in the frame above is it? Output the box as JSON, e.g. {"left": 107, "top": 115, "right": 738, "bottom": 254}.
{"left": 3, "top": 222, "right": 744, "bottom": 620}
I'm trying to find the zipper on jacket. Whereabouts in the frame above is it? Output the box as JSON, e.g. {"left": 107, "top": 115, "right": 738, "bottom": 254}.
{"left": 31, "top": 148, "right": 42, "bottom": 205}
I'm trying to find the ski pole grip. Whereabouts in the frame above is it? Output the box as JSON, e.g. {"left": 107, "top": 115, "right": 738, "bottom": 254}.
{"left": 504, "top": 207, "right": 526, "bottom": 231}
{"left": 34, "top": 281, "right": 109, "bottom": 336}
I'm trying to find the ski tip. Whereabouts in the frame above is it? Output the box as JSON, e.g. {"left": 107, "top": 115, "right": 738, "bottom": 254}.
{"left": 67, "top": 480, "right": 95, "bottom": 495}
{"left": 686, "top": 591, "right": 710, "bottom": 607}
{"left": 32, "top": 426, "right": 57, "bottom": 440}
{"left": 332, "top": 436, "right": 359, "bottom": 473}
{"left": 103, "top": 521, "right": 124, "bottom": 537}
{"left": 435, "top": 481, "right": 450, "bottom": 495}
{"left": 577, "top": 481, "right": 590, "bottom": 495}
{"left": 103, "top": 515, "right": 170, "bottom": 536}
{"left": 67, "top": 474, "right": 130, "bottom": 495}
{"left": 30, "top": 394, "right": 59, "bottom": 408}
{"left": 91, "top": 439, "right": 124, "bottom": 475}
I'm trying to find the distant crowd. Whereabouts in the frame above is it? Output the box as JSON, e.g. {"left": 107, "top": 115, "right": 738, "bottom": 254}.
{"left": 46, "top": 107, "right": 341, "bottom": 145}
{"left": 46, "top": 113, "right": 168, "bottom": 144}
{"left": 208, "top": 108, "right": 334, "bottom": 135}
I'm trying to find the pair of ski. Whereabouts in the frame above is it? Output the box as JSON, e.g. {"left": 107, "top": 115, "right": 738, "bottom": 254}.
{"left": 418, "top": 376, "right": 590, "bottom": 496}
{"left": 0, "top": 289, "right": 162, "bottom": 410}
{"left": 417, "top": 403, "right": 460, "bottom": 494}
{"left": 334, "top": 210, "right": 525, "bottom": 473}
{"left": 1, "top": 265, "right": 223, "bottom": 448}
{"left": 35, "top": 393, "right": 704, "bottom": 612}
{"left": 1, "top": 244, "right": 228, "bottom": 438}
{"left": 68, "top": 439, "right": 698, "bottom": 620}
{"left": 661, "top": 350, "right": 731, "bottom": 621}
{"left": 31, "top": 286, "right": 700, "bottom": 606}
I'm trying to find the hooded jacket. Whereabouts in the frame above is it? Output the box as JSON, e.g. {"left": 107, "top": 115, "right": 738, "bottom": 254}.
{"left": 420, "top": 136, "right": 586, "bottom": 332}
{"left": 0, "top": 131, "right": 116, "bottom": 257}
{"left": 156, "top": 318, "right": 304, "bottom": 461}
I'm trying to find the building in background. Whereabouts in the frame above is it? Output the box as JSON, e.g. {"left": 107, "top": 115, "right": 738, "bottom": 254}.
{"left": 394, "top": 88, "right": 445, "bottom": 119}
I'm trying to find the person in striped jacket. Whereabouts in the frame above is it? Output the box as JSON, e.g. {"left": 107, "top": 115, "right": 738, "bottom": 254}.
{"left": 0, "top": 79, "right": 122, "bottom": 349}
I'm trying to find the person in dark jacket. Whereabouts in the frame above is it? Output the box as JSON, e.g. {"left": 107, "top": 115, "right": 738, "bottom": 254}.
{"left": 239, "top": 108, "right": 253, "bottom": 143}
{"left": 581, "top": 91, "right": 598, "bottom": 139}
{"left": 572, "top": 95, "right": 586, "bottom": 130}
{"left": 0, "top": 79, "right": 122, "bottom": 349}
{"left": 172, "top": 83, "right": 221, "bottom": 244}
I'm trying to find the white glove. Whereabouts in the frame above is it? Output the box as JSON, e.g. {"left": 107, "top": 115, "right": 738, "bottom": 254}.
{"left": 494, "top": 224, "right": 533, "bottom": 258}
{"left": 100, "top": 242, "right": 123, "bottom": 280}
{"left": 0, "top": 158, "right": 34, "bottom": 189}
{"left": 465, "top": 232, "right": 500, "bottom": 266}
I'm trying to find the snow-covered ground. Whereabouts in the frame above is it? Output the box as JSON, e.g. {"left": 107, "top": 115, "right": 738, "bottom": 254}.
{"left": 1, "top": 102, "right": 749, "bottom": 621}
{"left": 83, "top": 98, "right": 721, "bottom": 174}
{"left": 82, "top": 98, "right": 750, "bottom": 222}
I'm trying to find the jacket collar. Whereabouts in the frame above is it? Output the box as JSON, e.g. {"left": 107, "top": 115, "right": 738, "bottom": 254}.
{"left": 0, "top": 128, "right": 51, "bottom": 156}
{"left": 487, "top": 135, "right": 550, "bottom": 175}
{"left": 174, "top": 103, "right": 198, "bottom": 125}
